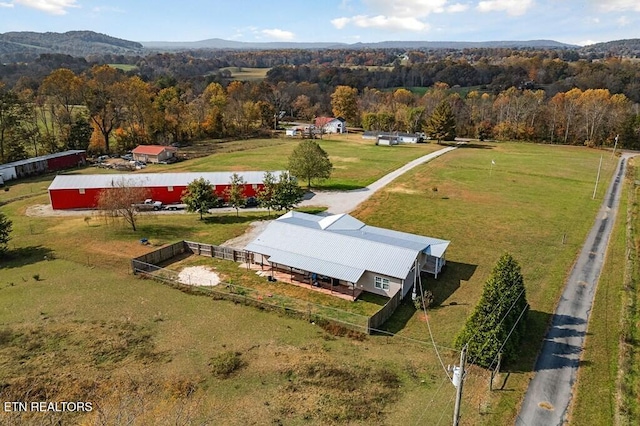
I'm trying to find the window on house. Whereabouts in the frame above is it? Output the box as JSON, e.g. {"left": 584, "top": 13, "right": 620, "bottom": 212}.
{"left": 79, "top": 188, "right": 85, "bottom": 195}
{"left": 252, "top": 184, "right": 258, "bottom": 189}
{"left": 374, "top": 276, "right": 390, "bottom": 290}
{"left": 168, "top": 186, "right": 174, "bottom": 192}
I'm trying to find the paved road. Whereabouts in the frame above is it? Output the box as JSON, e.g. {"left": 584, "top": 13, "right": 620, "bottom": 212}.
{"left": 299, "top": 145, "right": 458, "bottom": 214}
{"left": 517, "top": 155, "right": 629, "bottom": 425}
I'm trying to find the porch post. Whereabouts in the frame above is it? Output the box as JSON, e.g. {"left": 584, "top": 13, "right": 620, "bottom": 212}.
{"left": 435, "top": 257, "right": 439, "bottom": 279}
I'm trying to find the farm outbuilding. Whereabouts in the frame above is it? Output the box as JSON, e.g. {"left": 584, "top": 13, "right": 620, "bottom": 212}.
{"left": 0, "top": 150, "right": 86, "bottom": 182}
{"left": 48, "top": 171, "right": 285, "bottom": 210}
{"left": 132, "top": 145, "right": 177, "bottom": 164}
{"left": 364, "top": 131, "right": 425, "bottom": 143}
{"left": 245, "top": 211, "right": 450, "bottom": 300}
{"left": 315, "top": 117, "right": 346, "bottom": 134}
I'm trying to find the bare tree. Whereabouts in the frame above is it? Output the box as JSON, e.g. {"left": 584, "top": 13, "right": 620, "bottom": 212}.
{"left": 96, "top": 178, "right": 151, "bottom": 231}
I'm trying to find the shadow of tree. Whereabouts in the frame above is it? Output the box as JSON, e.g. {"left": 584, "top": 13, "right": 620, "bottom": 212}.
{"left": 203, "top": 214, "right": 271, "bottom": 225}
{"left": 0, "top": 246, "right": 55, "bottom": 269}
{"left": 457, "top": 142, "right": 495, "bottom": 149}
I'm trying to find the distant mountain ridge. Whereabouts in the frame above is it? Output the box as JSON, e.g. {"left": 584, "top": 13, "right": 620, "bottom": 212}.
{"left": 142, "top": 38, "right": 578, "bottom": 50}
{"left": 3, "top": 30, "right": 639, "bottom": 62}
{"left": 0, "top": 30, "right": 143, "bottom": 60}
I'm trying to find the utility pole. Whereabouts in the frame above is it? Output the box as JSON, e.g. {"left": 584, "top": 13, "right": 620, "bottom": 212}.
{"left": 453, "top": 344, "right": 468, "bottom": 426}
{"left": 611, "top": 134, "right": 619, "bottom": 160}
{"left": 592, "top": 154, "right": 603, "bottom": 200}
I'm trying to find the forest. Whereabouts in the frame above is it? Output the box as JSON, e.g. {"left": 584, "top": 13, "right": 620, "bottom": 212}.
{"left": 2, "top": 43, "right": 640, "bottom": 163}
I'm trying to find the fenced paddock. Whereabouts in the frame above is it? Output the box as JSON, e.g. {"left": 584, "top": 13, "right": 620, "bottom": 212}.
{"left": 131, "top": 242, "right": 372, "bottom": 335}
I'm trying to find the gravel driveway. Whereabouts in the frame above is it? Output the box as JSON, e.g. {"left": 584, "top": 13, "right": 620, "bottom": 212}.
{"left": 517, "top": 153, "right": 633, "bottom": 425}
{"left": 298, "top": 145, "right": 457, "bottom": 214}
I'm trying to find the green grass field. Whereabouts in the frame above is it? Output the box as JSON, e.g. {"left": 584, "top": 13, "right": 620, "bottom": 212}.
{"left": 108, "top": 63, "right": 138, "bottom": 71}
{"left": 219, "top": 67, "right": 270, "bottom": 81}
{"left": 156, "top": 134, "right": 441, "bottom": 190}
{"left": 0, "top": 140, "right": 626, "bottom": 424}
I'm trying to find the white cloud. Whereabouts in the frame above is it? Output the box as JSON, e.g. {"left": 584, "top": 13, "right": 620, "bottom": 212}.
{"left": 331, "top": 17, "right": 351, "bottom": 29}
{"left": 617, "top": 16, "right": 631, "bottom": 26}
{"left": 476, "top": 0, "right": 534, "bottom": 16}
{"left": 597, "top": 1, "right": 640, "bottom": 13}
{"left": 333, "top": 0, "right": 458, "bottom": 32}
{"left": 14, "top": 0, "right": 79, "bottom": 15}
{"left": 352, "top": 14, "right": 429, "bottom": 31}
{"left": 447, "top": 3, "right": 468, "bottom": 12}
{"left": 363, "top": 0, "right": 449, "bottom": 17}
{"left": 0, "top": 2, "right": 14, "bottom": 8}
{"left": 261, "top": 29, "right": 295, "bottom": 41}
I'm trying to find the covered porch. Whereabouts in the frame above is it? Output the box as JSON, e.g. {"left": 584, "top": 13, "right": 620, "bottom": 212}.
{"left": 242, "top": 259, "right": 363, "bottom": 302}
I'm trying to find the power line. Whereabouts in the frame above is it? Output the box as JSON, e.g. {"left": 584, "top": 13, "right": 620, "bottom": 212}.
{"left": 466, "top": 287, "right": 526, "bottom": 367}
{"left": 413, "top": 375, "right": 452, "bottom": 426}
{"left": 487, "top": 303, "right": 530, "bottom": 372}
{"left": 417, "top": 265, "right": 453, "bottom": 381}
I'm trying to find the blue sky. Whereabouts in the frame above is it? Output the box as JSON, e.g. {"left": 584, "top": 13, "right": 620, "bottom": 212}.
{"left": 0, "top": 0, "right": 639, "bottom": 46}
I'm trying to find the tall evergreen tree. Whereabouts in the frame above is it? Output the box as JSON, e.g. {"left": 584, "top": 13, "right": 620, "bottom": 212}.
{"left": 0, "top": 212, "right": 12, "bottom": 256}
{"left": 454, "top": 253, "right": 529, "bottom": 368}
{"left": 425, "top": 100, "right": 456, "bottom": 143}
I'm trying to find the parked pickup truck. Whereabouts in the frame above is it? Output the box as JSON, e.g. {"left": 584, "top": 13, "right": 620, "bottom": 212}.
{"left": 132, "top": 199, "right": 163, "bottom": 211}
{"left": 164, "top": 203, "right": 187, "bottom": 211}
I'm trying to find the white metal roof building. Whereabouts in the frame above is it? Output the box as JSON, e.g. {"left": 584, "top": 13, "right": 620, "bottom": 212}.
{"left": 48, "top": 171, "right": 283, "bottom": 190}
{"left": 245, "top": 211, "right": 450, "bottom": 299}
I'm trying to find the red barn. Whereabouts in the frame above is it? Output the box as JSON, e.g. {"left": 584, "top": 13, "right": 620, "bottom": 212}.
{"left": 0, "top": 150, "right": 86, "bottom": 180}
{"left": 47, "top": 171, "right": 285, "bottom": 210}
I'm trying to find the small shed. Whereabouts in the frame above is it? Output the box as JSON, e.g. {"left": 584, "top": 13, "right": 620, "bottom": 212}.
{"left": 132, "top": 145, "right": 177, "bottom": 164}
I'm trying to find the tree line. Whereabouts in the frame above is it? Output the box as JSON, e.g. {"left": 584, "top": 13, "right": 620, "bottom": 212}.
{"left": 2, "top": 58, "right": 640, "bottom": 163}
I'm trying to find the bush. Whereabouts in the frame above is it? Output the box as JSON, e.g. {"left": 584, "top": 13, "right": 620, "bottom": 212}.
{"left": 210, "top": 351, "right": 243, "bottom": 378}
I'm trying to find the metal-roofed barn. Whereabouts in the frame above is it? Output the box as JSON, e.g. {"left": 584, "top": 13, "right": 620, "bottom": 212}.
{"left": 0, "top": 150, "right": 86, "bottom": 182}
{"left": 245, "top": 211, "right": 450, "bottom": 300}
{"left": 47, "top": 171, "right": 284, "bottom": 210}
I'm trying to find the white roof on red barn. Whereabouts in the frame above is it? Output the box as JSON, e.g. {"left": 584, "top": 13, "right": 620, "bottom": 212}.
{"left": 245, "top": 211, "right": 450, "bottom": 282}
{"left": 47, "top": 171, "right": 286, "bottom": 190}
{"left": 132, "top": 145, "right": 177, "bottom": 155}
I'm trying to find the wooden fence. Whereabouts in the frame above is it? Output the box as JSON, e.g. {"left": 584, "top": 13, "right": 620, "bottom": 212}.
{"left": 131, "top": 240, "right": 403, "bottom": 335}
{"left": 131, "top": 240, "right": 187, "bottom": 272}
{"left": 184, "top": 241, "right": 252, "bottom": 263}
{"left": 367, "top": 288, "right": 404, "bottom": 333}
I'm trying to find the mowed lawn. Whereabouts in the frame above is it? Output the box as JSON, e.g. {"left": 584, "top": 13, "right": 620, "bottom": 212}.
{"left": 352, "top": 142, "right": 619, "bottom": 424}
{"left": 151, "top": 134, "right": 442, "bottom": 190}
{"left": 0, "top": 141, "right": 622, "bottom": 425}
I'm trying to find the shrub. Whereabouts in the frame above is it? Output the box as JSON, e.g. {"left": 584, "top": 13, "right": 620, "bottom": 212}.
{"left": 210, "top": 351, "right": 243, "bottom": 378}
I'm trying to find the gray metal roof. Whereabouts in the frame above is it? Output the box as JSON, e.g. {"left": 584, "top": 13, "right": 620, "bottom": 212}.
{"left": 48, "top": 171, "right": 286, "bottom": 190}
{"left": 0, "top": 150, "right": 85, "bottom": 169}
{"left": 255, "top": 246, "right": 365, "bottom": 283}
{"left": 246, "top": 211, "right": 450, "bottom": 281}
